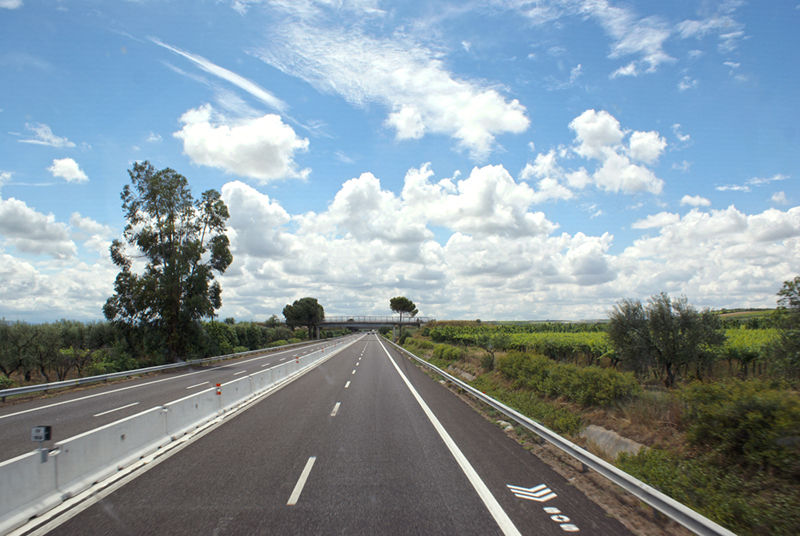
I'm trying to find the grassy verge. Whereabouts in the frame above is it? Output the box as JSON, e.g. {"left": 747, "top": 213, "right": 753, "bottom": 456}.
{"left": 469, "top": 373, "right": 584, "bottom": 436}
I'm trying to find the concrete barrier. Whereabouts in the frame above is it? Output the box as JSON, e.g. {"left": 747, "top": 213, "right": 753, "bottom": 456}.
{"left": 0, "top": 450, "right": 59, "bottom": 534}
{"left": 55, "top": 407, "right": 170, "bottom": 499}
{"left": 0, "top": 335, "right": 361, "bottom": 535}
{"left": 164, "top": 388, "right": 220, "bottom": 438}
{"left": 248, "top": 369, "right": 271, "bottom": 394}
{"left": 272, "top": 363, "right": 288, "bottom": 384}
{"left": 218, "top": 377, "right": 252, "bottom": 411}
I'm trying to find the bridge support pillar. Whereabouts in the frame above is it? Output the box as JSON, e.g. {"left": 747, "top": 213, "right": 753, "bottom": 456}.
{"left": 315, "top": 325, "right": 320, "bottom": 339}
{"left": 392, "top": 325, "right": 398, "bottom": 343}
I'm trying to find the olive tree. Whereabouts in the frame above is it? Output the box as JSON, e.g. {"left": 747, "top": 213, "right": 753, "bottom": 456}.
{"left": 773, "top": 275, "right": 800, "bottom": 377}
{"left": 104, "top": 162, "right": 233, "bottom": 361}
{"left": 607, "top": 293, "right": 726, "bottom": 387}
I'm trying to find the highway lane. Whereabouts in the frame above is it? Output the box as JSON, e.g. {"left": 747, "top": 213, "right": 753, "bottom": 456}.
{"left": 0, "top": 337, "right": 356, "bottom": 462}
{"left": 44, "top": 334, "right": 632, "bottom": 535}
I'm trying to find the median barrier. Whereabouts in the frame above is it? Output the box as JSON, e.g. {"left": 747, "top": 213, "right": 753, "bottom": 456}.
{"left": 0, "top": 335, "right": 361, "bottom": 535}
{"left": 0, "top": 450, "right": 59, "bottom": 534}
{"left": 164, "top": 388, "right": 220, "bottom": 438}
{"left": 272, "top": 362, "right": 289, "bottom": 384}
{"left": 248, "top": 369, "right": 271, "bottom": 394}
{"left": 218, "top": 376, "right": 253, "bottom": 411}
{"left": 54, "top": 407, "right": 170, "bottom": 499}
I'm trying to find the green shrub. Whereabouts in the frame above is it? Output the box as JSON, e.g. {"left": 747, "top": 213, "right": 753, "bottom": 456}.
{"left": 287, "top": 338, "right": 302, "bottom": 344}
{"left": 618, "top": 448, "right": 800, "bottom": 536}
{"left": 480, "top": 353, "right": 494, "bottom": 371}
{"left": 496, "top": 351, "right": 640, "bottom": 407}
{"left": 269, "top": 340, "right": 288, "bottom": 347}
{"left": 680, "top": 379, "right": 800, "bottom": 472}
{"left": 470, "top": 375, "right": 583, "bottom": 436}
{"left": 0, "top": 374, "right": 14, "bottom": 389}
{"left": 402, "top": 338, "right": 434, "bottom": 354}
{"left": 432, "top": 344, "right": 465, "bottom": 361}
{"left": 232, "top": 346, "right": 249, "bottom": 354}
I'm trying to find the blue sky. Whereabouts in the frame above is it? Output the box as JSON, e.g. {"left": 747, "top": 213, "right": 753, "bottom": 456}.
{"left": 1, "top": 0, "right": 798, "bottom": 322}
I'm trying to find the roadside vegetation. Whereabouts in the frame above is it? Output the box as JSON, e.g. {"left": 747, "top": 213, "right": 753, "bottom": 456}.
{"left": 0, "top": 317, "right": 348, "bottom": 391}
{"left": 400, "top": 278, "right": 800, "bottom": 536}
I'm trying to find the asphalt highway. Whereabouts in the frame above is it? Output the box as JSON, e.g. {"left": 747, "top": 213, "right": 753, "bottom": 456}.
{"left": 42, "top": 334, "right": 632, "bottom": 535}
{"left": 0, "top": 337, "right": 356, "bottom": 462}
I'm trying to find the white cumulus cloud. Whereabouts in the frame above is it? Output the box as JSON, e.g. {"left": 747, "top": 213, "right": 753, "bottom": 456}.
{"left": 221, "top": 181, "right": 293, "bottom": 258}
{"left": 771, "top": 191, "right": 789, "bottom": 205}
{"left": 680, "top": 195, "right": 711, "bottom": 207}
{"left": 0, "top": 197, "right": 76, "bottom": 258}
{"left": 568, "top": 109, "right": 665, "bottom": 194}
{"left": 48, "top": 158, "right": 88, "bottom": 183}
{"left": 174, "top": 104, "right": 310, "bottom": 183}
{"left": 632, "top": 212, "right": 681, "bottom": 229}
{"left": 628, "top": 130, "right": 667, "bottom": 164}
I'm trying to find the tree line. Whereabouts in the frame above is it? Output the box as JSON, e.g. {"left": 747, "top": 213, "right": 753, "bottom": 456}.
{"left": 0, "top": 317, "right": 348, "bottom": 388}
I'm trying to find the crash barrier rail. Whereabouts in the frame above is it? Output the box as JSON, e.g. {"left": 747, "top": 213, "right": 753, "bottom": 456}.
{"left": 0, "top": 336, "right": 361, "bottom": 535}
{"left": 0, "top": 338, "right": 337, "bottom": 401}
{"left": 387, "top": 339, "right": 737, "bottom": 536}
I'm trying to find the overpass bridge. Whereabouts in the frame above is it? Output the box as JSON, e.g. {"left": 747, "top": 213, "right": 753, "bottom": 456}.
{"left": 321, "top": 316, "right": 432, "bottom": 330}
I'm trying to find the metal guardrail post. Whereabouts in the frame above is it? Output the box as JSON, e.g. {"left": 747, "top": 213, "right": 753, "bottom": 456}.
{"left": 386, "top": 339, "right": 737, "bottom": 536}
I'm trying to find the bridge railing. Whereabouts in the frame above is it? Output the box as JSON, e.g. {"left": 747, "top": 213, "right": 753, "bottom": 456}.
{"left": 322, "top": 316, "right": 432, "bottom": 324}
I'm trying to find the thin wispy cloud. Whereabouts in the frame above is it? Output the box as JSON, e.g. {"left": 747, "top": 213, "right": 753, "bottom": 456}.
{"left": 716, "top": 174, "right": 790, "bottom": 193}
{"left": 610, "top": 62, "right": 637, "bottom": 79}
{"left": 254, "top": 23, "right": 529, "bottom": 161}
{"left": 18, "top": 123, "right": 76, "bottom": 148}
{"left": 545, "top": 63, "right": 583, "bottom": 90}
{"left": 150, "top": 37, "right": 288, "bottom": 113}
{"left": 0, "top": 0, "right": 23, "bottom": 10}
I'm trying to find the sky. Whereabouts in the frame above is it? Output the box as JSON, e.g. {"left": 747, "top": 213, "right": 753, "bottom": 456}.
{"left": 1, "top": 0, "right": 798, "bottom": 323}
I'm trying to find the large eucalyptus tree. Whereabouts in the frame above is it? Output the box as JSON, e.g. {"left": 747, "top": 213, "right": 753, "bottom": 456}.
{"left": 104, "top": 162, "right": 233, "bottom": 361}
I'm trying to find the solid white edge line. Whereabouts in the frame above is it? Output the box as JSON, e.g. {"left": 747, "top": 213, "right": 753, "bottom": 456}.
{"left": 287, "top": 456, "right": 316, "bottom": 505}
{"left": 92, "top": 402, "right": 139, "bottom": 418}
{"left": 378, "top": 338, "right": 522, "bottom": 536}
{"left": 331, "top": 402, "right": 341, "bottom": 417}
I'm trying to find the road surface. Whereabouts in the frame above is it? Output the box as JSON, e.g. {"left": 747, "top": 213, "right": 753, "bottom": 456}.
{"left": 37, "top": 334, "right": 631, "bottom": 535}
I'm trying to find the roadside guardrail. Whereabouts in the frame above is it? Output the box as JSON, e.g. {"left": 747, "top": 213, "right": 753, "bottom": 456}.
{"left": 0, "top": 339, "right": 333, "bottom": 402}
{"left": 0, "top": 336, "right": 361, "bottom": 535}
{"left": 388, "top": 339, "right": 737, "bottom": 536}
